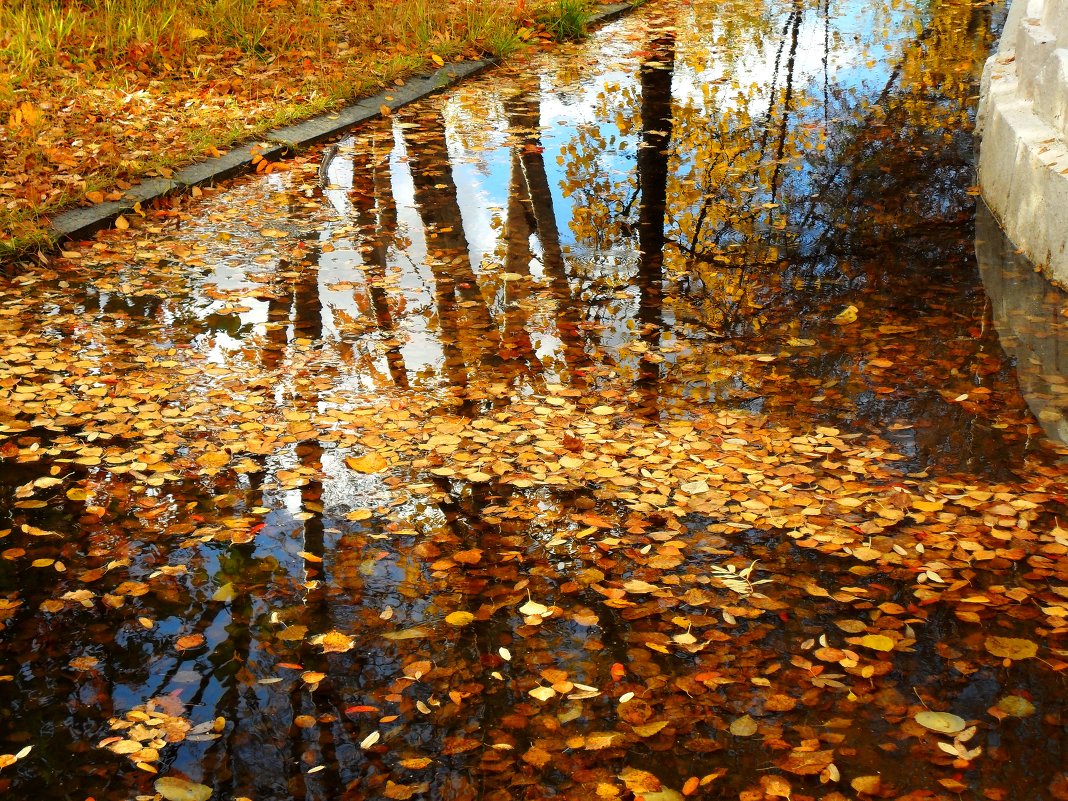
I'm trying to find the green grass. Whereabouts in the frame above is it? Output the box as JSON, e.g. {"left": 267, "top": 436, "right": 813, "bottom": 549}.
{"left": 536, "top": 0, "right": 594, "bottom": 40}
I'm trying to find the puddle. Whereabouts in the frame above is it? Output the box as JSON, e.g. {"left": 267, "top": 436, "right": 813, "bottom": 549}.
{"left": 2, "top": 0, "right": 1067, "bottom": 800}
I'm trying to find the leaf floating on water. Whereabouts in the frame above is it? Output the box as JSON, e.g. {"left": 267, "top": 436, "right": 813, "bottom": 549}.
{"left": 519, "top": 600, "right": 549, "bottom": 616}
{"left": 851, "top": 775, "right": 882, "bottom": 794}
{"left": 360, "top": 730, "right": 380, "bottom": 749}
{"left": 312, "top": 630, "right": 355, "bottom": 653}
{"left": 984, "top": 636, "right": 1038, "bottom": 660}
{"left": 154, "top": 777, "right": 213, "bottom": 801}
{"left": 729, "top": 714, "right": 758, "bottom": 737}
{"left": 196, "top": 451, "right": 229, "bottom": 469}
{"left": 346, "top": 452, "right": 388, "bottom": 473}
{"left": 638, "top": 791, "right": 684, "bottom": 801}
{"left": 914, "top": 710, "right": 966, "bottom": 734}
{"left": 529, "top": 686, "right": 556, "bottom": 702}
{"left": 858, "top": 634, "right": 894, "bottom": 652}
{"left": 444, "top": 611, "right": 474, "bottom": 626}
{"left": 175, "top": 633, "right": 205, "bottom": 650}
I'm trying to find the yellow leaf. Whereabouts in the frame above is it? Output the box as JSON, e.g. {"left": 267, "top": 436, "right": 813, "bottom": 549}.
{"left": 832, "top": 305, "right": 858, "bottom": 325}
{"left": 154, "top": 777, "right": 213, "bottom": 801}
{"left": 984, "top": 636, "right": 1037, "bottom": 660}
{"left": 529, "top": 686, "right": 556, "bottom": 702}
{"left": 20, "top": 101, "right": 40, "bottom": 126}
{"left": 346, "top": 452, "right": 388, "bottom": 473}
{"left": 858, "top": 634, "right": 894, "bottom": 652}
{"left": 445, "top": 611, "right": 474, "bottom": 626}
{"left": 913, "top": 499, "right": 943, "bottom": 512}
{"left": 622, "top": 579, "right": 658, "bottom": 594}
{"left": 729, "top": 715, "right": 757, "bottom": 736}
{"left": 211, "top": 582, "right": 236, "bottom": 602}
{"left": 761, "top": 775, "right": 792, "bottom": 799}
{"left": 851, "top": 776, "right": 882, "bottom": 794}
{"left": 914, "top": 710, "right": 966, "bottom": 734}
{"left": 995, "top": 695, "right": 1035, "bottom": 717}
{"left": 196, "top": 451, "right": 229, "bottom": 469}
{"left": 380, "top": 104, "right": 392, "bottom": 117}
{"left": 186, "top": 28, "right": 210, "bottom": 41}
{"left": 314, "top": 630, "right": 355, "bottom": 653}
{"left": 431, "top": 54, "right": 445, "bottom": 66}
{"left": 519, "top": 600, "right": 549, "bottom": 616}
{"left": 632, "top": 720, "right": 668, "bottom": 737}
{"left": 114, "top": 215, "right": 130, "bottom": 231}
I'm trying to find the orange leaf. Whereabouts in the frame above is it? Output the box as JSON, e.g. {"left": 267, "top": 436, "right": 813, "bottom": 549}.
{"left": 176, "top": 633, "right": 205, "bottom": 650}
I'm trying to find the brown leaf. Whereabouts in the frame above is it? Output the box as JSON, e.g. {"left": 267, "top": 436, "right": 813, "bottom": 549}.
{"left": 776, "top": 749, "right": 834, "bottom": 775}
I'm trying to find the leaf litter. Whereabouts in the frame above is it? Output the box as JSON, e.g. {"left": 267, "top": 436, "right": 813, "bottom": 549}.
{"left": 1, "top": 0, "right": 1068, "bottom": 800}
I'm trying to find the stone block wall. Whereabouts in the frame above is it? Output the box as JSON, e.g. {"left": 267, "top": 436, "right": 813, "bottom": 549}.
{"left": 978, "top": 0, "right": 1068, "bottom": 285}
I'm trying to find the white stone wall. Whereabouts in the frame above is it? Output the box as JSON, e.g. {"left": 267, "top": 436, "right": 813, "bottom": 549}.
{"left": 978, "top": 0, "right": 1068, "bottom": 285}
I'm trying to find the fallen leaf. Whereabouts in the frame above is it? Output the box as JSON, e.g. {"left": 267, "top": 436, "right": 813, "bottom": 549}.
{"left": 914, "top": 710, "right": 966, "bottom": 734}
{"left": 529, "top": 686, "right": 557, "bottom": 701}
{"left": 445, "top": 611, "right": 475, "bottom": 626}
{"left": 832, "top": 305, "right": 858, "bottom": 325}
{"left": 154, "top": 777, "right": 213, "bottom": 801}
{"left": 858, "top": 634, "right": 894, "bottom": 652}
{"left": 346, "top": 452, "right": 388, "bottom": 473}
{"left": 729, "top": 715, "right": 757, "bottom": 736}
{"left": 985, "top": 636, "right": 1038, "bottom": 660}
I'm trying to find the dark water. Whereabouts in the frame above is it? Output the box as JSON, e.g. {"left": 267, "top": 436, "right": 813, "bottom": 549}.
{"left": 2, "top": 0, "right": 1068, "bottom": 799}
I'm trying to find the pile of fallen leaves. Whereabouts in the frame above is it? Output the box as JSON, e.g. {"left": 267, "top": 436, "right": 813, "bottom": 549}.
{"left": 0, "top": 0, "right": 593, "bottom": 254}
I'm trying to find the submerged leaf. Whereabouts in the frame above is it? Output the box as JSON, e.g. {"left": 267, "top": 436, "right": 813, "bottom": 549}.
{"left": 984, "top": 636, "right": 1038, "bottom": 660}
{"left": 154, "top": 777, "right": 213, "bottom": 801}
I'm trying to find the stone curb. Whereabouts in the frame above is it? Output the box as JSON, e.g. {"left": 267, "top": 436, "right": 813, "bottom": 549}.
{"left": 44, "top": 1, "right": 638, "bottom": 250}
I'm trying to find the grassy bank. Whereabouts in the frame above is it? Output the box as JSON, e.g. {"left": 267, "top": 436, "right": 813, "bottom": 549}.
{"left": 0, "top": 0, "right": 596, "bottom": 258}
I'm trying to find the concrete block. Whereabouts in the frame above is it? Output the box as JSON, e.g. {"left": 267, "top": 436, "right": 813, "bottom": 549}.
{"left": 173, "top": 142, "right": 286, "bottom": 188}
{"left": 1033, "top": 48, "right": 1068, "bottom": 137}
{"left": 979, "top": 0, "right": 1068, "bottom": 284}
{"left": 49, "top": 200, "right": 131, "bottom": 241}
{"left": 123, "top": 178, "right": 179, "bottom": 205}
{"left": 1016, "top": 21, "right": 1057, "bottom": 98}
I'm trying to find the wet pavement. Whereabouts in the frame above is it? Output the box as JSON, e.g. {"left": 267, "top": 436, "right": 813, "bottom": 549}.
{"left": 2, "top": 0, "right": 1068, "bottom": 799}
